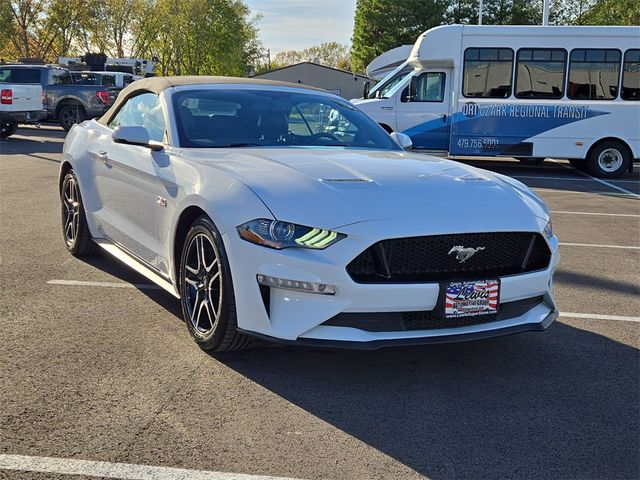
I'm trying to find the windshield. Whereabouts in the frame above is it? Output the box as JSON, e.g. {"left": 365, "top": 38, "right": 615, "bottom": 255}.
{"left": 72, "top": 73, "right": 116, "bottom": 87}
{"left": 368, "top": 68, "right": 412, "bottom": 99}
{"left": 173, "top": 89, "right": 400, "bottom": 150}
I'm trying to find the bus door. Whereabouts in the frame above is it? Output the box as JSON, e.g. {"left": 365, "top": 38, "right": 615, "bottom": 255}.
{"left": 395, "top": 69, "right": 451, "bottom": 150}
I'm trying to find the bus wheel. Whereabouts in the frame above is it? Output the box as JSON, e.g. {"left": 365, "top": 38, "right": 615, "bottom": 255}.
{"left": 586, "top": 141, "right": 630, "bottom": 178}
{"left": 516, "top": 157, "right": 544, "bottom": 166}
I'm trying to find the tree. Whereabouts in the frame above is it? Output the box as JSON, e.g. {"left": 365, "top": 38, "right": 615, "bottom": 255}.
{"left": 0, "top": 0, "right": 261, "bottom": 76}
{"left": 482, "top": 0, "right": 540, "bottom": 24}
{"left": 0, "top": 0, "right": 16, "bottom": 61}
{"left": 352, "top": 0, "right": 554, "bottom": 73}
{"left": 579, "top": 0, "right": 640, "bottom": 25}
{"left": 446, "top": 0, "right": 478, "bottom": 23}
{"left": 351, "top": 0, "right": 448, "bottom": 73}
{"left": 267, "top": 42, "right": 351, "bottom": 72}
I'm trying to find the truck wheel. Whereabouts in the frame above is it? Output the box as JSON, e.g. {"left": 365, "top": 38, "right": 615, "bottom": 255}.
{"left": 586, "top": 140, "right": 630, "bottom": 178}
{"left": 516, "top": 157, "right": 545, "bottom": 166}
{"left": 58, "top": 105, "right": 86, "bottom": 131}
{"left": 0, "top": 122, "right": 18, "bottom": 138}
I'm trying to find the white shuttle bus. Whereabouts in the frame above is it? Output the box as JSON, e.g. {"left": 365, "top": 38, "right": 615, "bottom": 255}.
{"left": 353, "top": 25, "right": 640, "bottom": 178}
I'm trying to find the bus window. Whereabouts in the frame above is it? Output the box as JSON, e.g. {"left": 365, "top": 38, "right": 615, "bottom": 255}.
{"left": 408, "top": 72, "right": 446, "bottom": 102}
{"left": 516, "top": 49, "right": 566, "bottom": 99}
{"left": 463, "top": 48, "right": 513, "bottom": 98}
{"left": 568, "top": 49, "right": 621, "bottom": 100}
{"left": 621, "top": 49, "right": 639, "bottom": 101}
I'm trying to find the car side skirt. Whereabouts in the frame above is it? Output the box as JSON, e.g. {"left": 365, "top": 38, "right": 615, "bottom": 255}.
{"left": 94, "top": 239, "right": 180, "bottom": 298}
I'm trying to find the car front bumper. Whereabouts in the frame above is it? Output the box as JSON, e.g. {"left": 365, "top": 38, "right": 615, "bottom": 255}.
{"left": 223, "top": 218, "right": 559, "bottom": 348}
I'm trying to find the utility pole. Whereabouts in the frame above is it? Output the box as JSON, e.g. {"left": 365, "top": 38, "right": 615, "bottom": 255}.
{"left": 543, "top": 0, "right": 550, "bottom": 25}
{"left": 267, "top": 49, "right": 271, "bottom": 70}
{"left": 479, "top": 0, "right": 483, "bottom": 25}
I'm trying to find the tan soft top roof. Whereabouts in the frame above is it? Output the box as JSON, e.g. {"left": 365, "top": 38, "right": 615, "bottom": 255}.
{"left": 99, "top": 75, "right": 326, "bottom": 125}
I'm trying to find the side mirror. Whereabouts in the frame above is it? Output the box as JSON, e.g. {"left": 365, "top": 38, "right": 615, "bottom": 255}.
{"left": 362, "top": 81, "right": 371, "bottom": 99}
{"left": 390, "top": 132, "right": 412, "bottom": 150}
{"left": 112, "top": 125, "right": 163, "bottom": 151}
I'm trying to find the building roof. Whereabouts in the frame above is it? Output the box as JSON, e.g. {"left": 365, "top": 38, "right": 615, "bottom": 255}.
{"left": 253, "top": 62, "right": 370, "bottom": 80}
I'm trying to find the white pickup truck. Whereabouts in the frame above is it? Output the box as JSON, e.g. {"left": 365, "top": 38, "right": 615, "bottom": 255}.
{"left": 0, "top": 82, "right": 47, "bottom": 138}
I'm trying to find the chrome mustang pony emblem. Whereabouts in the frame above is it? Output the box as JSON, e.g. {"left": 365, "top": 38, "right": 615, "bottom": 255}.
{"left": 448, "top": 245, "right": 485, "bottom": 263}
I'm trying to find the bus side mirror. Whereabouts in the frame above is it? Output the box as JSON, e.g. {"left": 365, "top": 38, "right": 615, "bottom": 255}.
{"left": 362, "top": 81, "right": 370, "bottom": 99}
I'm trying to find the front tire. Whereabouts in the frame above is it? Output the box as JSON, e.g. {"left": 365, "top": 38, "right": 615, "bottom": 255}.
{"left": 60, "top": 170, "right": 97, "bottom": 256}
{"left": 180, "top": 215, "right": 251, "bottom": 352}
{"left": 58, "top": 105, "right": 86, "bottom": 131}
{"left": 586, "top": 140, "right": 630, "bottom": 178}
{"left": 1, "top": 122, "right": 18, "bottom": 138}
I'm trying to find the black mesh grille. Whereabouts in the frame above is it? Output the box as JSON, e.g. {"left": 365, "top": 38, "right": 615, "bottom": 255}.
{"left": 323, "top": 296, "right": 544, "bottom": 332}
{"left": 347, "top": 232, "right": 551, "bottom": 283}
{"left": 402, "top": 311, "right": 497, "bottom": 330}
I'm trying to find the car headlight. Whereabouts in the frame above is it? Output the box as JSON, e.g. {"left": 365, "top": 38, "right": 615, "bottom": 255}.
{"left": 237, "top": 219, "right": 346, "bottom": 250}
{"left": 544, "top": 219, "right": 553, "bottom": 238}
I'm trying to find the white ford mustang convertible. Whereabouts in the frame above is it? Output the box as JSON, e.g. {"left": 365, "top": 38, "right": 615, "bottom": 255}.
{"left": 60, "top": 76, "right": 559, "bottom": 351}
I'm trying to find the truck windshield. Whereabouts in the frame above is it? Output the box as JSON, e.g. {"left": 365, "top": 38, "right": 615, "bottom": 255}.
{"left": 173, "top": 88, "right": 401, "bottom": 150}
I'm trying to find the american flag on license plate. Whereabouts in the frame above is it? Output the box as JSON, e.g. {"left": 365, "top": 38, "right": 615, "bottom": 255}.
{"left": 445, "top": 280, "right": 499, "bottom": 318}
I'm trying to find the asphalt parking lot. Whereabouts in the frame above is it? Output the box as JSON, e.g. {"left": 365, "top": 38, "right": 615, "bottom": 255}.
{"left": 1, "top": 125, "right": 638, "bottom": 480}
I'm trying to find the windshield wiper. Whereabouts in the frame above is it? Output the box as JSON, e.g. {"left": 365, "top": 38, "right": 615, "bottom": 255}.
{"left": 211, "top": 142, "right": 263, "bottom": 148}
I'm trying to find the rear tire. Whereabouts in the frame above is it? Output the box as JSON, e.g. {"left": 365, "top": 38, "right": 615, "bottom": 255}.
{"left": 60, "top": 170, "right": 98, "bottom": 256}
{"left": 180, "top": 215, "right": 252, "bottom": 352}
{"left": 516, "top": 157, "right": 545, "bottom": 166}
{"left": 0, "top": 122, "right": 18, "bottom": 138}
{"left": 58, "top": 105, "right": 86, "bottom": 131}
{"left": 586, "top": 140, "right": 630, "bottom": 178}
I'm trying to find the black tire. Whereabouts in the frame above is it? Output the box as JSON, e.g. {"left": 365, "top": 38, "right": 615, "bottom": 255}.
{"left": 60, "top": 170, "right": 98, "bottom": 256}
{"left": 180, "top": 215, "right": 251, "bottom": 352}
{"left": 586, "top": 140, "right": 631, "bottom": 178}
{"left": 0, "top": 122, "right": 18, "bottom": 138}
{"left": 569, "top": 158, "right": 587, "bottom": 171}
{"left": 515, "top": 157, "right": 545, "bottom": 166}
{"left": 57, "top": 104, "right": 86, "bottom": 131}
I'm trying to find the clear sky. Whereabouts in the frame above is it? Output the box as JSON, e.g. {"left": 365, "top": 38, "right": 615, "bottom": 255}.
{"left": 244, "top": 0, "right": 358, "bottom": 54}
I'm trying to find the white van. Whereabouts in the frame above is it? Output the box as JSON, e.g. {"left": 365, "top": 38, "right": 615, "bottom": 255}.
{"left": 353, "top": 25, "right": 640, "bottom": 178}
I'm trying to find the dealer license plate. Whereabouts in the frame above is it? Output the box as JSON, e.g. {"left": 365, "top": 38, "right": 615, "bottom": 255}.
{"left": 443, "top": 280, "right": 499, "bottom": 318}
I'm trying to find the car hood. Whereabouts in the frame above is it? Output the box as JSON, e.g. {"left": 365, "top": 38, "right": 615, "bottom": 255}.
{"left": 180, "top": 147, "right": 549, "bottom": 231}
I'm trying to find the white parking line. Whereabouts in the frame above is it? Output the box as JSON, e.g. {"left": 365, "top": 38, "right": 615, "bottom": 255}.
{"left": 551, "top": 210, "right": 640, "bottom": 218}
{"left": 548, "top": 159, "right": 640, "bottom": 198}
{"left": 514, "top": 175, "right": 640, "bottom": 185}
{"left": 47, "top": 279, "right": 161, "bottom": 290}
{"left": 0, "top": 454, "right": 295, "bottom": 480}
{"left": 559, "top": 242, "right": 640, "bottom": 250}
{"left": 560, "top": 312, "right": 640, "bottom": 323}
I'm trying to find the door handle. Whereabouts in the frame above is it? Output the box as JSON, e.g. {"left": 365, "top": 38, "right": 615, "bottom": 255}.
{"left": 95, "top": 150, "right": 110, "bottom": 165}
